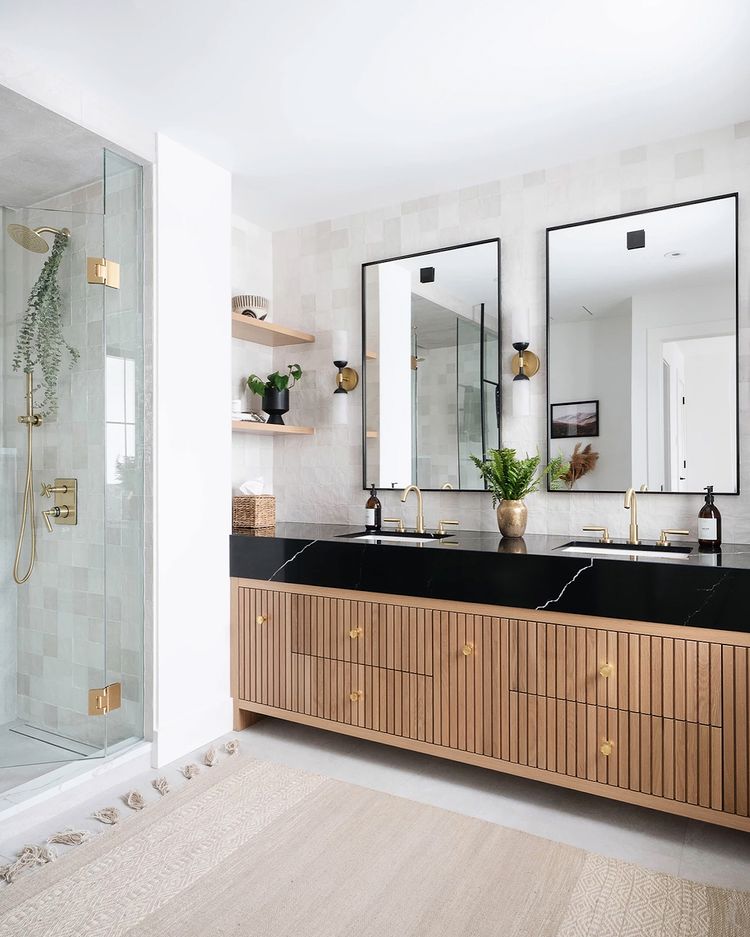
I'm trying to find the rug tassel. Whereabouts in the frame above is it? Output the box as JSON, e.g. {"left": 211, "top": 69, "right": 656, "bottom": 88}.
{"left": 92, "top": 807, "right": 121, "bottom": 825}
{"left": 203, "top": 747, "right": 218, "bottom": 767}
{"left": 181, "top": 763, "right": 200, "bottom": 780}
{"left": 224, "top": 739, "right": 240, "bottom": 755}
{"left": 123, "top": 790, "right": 146, "bottom": 811}
{"left": 0, "top": 844, "right": 56, "bottom": 883}
{"left": 47, "top": 828, "right": 93, "bottom": 846}
{"left": 152, "top": 776, "right": 170, "bottom": 796}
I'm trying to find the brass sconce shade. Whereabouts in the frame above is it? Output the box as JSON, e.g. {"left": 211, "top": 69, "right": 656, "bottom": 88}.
{"left": 334, "top": 360, "right": 359, "bottom": 394}
{"left": 511, "top": 342, "right": 540, "bottom": 379}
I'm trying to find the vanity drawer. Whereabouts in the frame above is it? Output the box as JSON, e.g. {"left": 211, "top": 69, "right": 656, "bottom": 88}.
{"left": 290, "top": 593, "right": 434, "bottom": 676}
{"left": 507, "top": 693, "right": 724, "bottom": 810}
{"left": 289, "top": 655, "right": 434, "bottom": 741}
{"left": 509, "top": 618, "right": 723, "bottom": 726}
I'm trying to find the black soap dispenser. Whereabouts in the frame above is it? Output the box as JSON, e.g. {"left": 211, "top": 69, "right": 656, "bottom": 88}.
{"left": 698, "top": 485, "right": 722, "bottom": 551}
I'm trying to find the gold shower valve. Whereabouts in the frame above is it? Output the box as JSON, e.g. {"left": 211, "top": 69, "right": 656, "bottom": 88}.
{"left": 40, "top": 478, "right": 77, "bottom": 530}
{"left": 41, "top": 482, "right": 69, "bottom": 498}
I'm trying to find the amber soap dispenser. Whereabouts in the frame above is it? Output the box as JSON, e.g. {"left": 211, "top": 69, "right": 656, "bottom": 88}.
{"left": 698, "top": 485, "right": 722, "bottom": 550}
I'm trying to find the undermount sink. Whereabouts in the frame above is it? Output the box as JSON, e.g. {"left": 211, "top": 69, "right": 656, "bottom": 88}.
{"left": 338, "top": 531, "right": 452, "bottom": 545}
{"left": 558, "top": 540, "right": 692, "bottom": 559}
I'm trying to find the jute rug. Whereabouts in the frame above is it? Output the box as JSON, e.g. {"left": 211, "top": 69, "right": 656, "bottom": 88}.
{"left": 0, "top": 756, "right": 747, "bottom": 936}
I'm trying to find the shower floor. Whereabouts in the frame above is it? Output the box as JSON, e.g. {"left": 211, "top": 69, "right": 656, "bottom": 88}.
{"left": 0, "top": 721, "right": 101, "bottom": 796}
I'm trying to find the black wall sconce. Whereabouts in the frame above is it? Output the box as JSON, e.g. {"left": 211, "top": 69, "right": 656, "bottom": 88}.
{"left": 511, "top": 341, "right": 540, "bottom": 416}
{"left": 333, "top": 360, "right": 359, "bottom": 394}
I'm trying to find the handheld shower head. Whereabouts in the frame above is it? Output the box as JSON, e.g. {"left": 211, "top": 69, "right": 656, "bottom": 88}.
{"left": 7, "top": 223, "right": 70, "bottom": 253}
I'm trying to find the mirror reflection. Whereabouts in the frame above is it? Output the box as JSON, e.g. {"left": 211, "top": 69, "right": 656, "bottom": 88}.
{"left": 363, "top": 240, "right": 500, "bottom": 491}
{"left": 547, "top": 195, "right": 738, "bottom": 493}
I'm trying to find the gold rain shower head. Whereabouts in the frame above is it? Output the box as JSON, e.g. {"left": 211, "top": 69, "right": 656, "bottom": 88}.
{"left": 6, "top": 223, "right": 70, "bottom": 253}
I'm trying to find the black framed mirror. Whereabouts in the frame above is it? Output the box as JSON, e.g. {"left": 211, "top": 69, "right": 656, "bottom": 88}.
{"left": 546, "top": 194, "right": 739, "bottom": 494}
{"left": 362, "top": 238, "right": 501, "bottom": 491}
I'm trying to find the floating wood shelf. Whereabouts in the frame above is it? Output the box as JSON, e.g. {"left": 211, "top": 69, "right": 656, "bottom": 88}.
{"left": 231, "top": 313, "right": 315, "bottom": 347}
{"left": 232, "top": 421, "right": 314, "bottom": 436}
{"left": 366, "top": 430, "right": 378, "bottom": 438}
{"left": 365, "top": 351, "right": 377, "bottom": 360}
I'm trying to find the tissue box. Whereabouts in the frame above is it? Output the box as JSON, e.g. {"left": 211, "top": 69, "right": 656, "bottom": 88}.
{"left": 232, "top": 495, "right": 275, "bottom": 529}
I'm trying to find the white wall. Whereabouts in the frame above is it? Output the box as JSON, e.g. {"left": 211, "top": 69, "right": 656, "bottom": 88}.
{"left": 377, "top": 264, "right": 412, "bottom": 488}
{"left": 272, "top": 120, "right": 750, "bottom": 543}
{"left": 549, "top": 308, "right": 632, "bottom": 491}
{"left": 682, "top": 336, "right": 736, "bottom": 491}
{"left": 631, "top": 281, "right": 736, "bottom": 490}
{"left": 153, "top": 135, "right": 232, "bottom": 765}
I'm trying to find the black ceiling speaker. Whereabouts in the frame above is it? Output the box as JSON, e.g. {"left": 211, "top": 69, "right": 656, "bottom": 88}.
{"left": 420, "top": 266, "right": 435, "bottom": 283}
{"left": 627, "top": 229, "right": 645, "bottom": 250}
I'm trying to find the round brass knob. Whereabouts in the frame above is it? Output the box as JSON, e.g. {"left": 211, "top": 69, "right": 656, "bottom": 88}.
{"left": 600, "top": 739, "right": 614, "bottom": 757}
{"left": 349, "top": 627, "right": 363, "bottom": 639}
{"left": 462, "top": 643, "right": 474, "bottom": 657}
{"left": 599, "top": 663, "right": 613, "bottom": 679}
{"left": 349, "top": 690, "right": 363, "bottom": 702}
{"left": 256, "top": 615, "right": 267, "bottom": 625}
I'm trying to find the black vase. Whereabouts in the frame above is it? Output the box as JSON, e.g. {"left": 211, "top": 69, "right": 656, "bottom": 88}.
{"left": 262, "top": 388, "right": 289, "bottom": 425}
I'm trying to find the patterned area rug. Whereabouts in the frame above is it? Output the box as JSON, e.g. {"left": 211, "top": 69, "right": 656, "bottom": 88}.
{"left": 0, "top": 756, "right": 747, "bottom": 936}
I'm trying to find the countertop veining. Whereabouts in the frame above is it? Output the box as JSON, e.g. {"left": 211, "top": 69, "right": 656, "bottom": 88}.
{"left": 230, "top": 524, "right": 750, "bottom": 632}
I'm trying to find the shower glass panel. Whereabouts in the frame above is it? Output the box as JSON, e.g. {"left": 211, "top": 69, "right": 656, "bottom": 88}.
{"left": 0, "top": 146, "right": 144, "bottom": 787}
{"left": 457, "top": 317, "right": 482, "bottom": 487}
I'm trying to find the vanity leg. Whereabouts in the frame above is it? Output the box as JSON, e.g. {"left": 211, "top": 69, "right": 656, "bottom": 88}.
{"left": 234, "top": 701, "right": 263, "bottom": 731}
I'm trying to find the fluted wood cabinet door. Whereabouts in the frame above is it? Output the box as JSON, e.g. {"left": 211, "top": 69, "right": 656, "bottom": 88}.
{"left": 288, "top": 655, "right": 433, "bottom": 742}
{"left": 290, "top": 593, "right": 433, "bottom": 675}
{"left": 723, "top": 645, "right": 749, "bottom": 816}
{"left": 505, "top": 693, "right": 722, "bottom": 809}
{"left": 434, "top": 612, "right": 489, "bottom": 756}
{"left": 236, "top": 586, "right": 291, "bottom": 710}
{"left": 507, "top": 618, "right": 722, "bottom": 725}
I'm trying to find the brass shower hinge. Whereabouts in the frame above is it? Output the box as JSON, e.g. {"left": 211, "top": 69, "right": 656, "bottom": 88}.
{"left": 88, "top": 682, "right": 122, "bottom": 716}
{"left": 87, "top": 257, "right": 120, "bottom": 289}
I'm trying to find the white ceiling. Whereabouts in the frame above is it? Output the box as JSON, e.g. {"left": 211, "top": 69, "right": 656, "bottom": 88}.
{"left": 1, "top": 0, "right": 749, "bottom": 230}
{"left": 549, "top": 196, "right": 736, "bottom": 319}
{"left": 0, "top": 85, "right": 105, "bottom": 207}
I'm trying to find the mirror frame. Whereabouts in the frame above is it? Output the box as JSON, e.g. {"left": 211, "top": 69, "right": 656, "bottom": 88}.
{"left": 361, "top": 237, "right": 502, "bottom": 492}
{"left": 545, "top": 193, "right": 740, "bottom": 495}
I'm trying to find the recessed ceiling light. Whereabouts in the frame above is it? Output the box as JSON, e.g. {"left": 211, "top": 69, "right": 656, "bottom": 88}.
{"left": 664, "top": 250, "right": 684, "bottom": 258}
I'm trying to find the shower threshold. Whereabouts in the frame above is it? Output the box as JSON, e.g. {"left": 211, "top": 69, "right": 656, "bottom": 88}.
{"left": 9, "top": 722, "right": 100, "bottom": 758}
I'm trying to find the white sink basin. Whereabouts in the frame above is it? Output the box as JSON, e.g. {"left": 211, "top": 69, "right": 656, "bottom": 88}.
{"left": 343, "top": 533, "right": 440, "bottom": 545}
{"left": 558, "top": 544, "right": 691, "bottom": 560}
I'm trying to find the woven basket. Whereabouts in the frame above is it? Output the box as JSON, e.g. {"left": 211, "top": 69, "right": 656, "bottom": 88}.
{"left": 232, "top": 494, "right": 276, "bottom": 529}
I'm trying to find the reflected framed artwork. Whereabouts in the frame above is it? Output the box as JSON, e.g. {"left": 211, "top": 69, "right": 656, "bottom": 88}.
{"left": 550, "top": 400, "right": 599, "bottom": 439}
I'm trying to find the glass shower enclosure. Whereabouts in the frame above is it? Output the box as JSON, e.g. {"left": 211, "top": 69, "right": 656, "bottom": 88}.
{"left": 0, "top": 147, "right": 145, "bottom": 795}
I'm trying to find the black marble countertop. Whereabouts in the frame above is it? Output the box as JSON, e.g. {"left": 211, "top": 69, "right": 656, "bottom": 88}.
{"left": 230, "top": 523, "right": 750, "bottom": 632}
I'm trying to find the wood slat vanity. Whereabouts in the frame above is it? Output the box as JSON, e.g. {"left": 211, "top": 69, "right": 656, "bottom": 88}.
{"left": 231, "top": 575, "right": 750, "bottom": 832}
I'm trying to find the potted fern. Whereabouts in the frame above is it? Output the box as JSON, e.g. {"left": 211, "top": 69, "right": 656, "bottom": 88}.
{"left": 247, "top": 364, "right": 303, "bottom": 425}
{"left": 471, "top": 448, "right": 568, "bottom": 538}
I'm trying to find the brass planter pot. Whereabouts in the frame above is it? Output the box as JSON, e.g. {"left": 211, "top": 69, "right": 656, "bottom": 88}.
{"left": 496, "top": 499, "right": 528, "bottom": 538}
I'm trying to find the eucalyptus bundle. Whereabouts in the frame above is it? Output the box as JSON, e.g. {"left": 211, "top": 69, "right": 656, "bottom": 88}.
{"left": 561, "top": 443, "right": 599, "bottom": 488}
{"left": 12, "top": 231, "right": 78, "bottom": 416}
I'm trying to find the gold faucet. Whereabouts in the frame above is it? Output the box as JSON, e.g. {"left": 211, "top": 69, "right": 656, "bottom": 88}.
{"left": 624, "top": 487, "right": 639, "bottom": 544}
{"left": 401, "top": 485, "right": 425, "bottom": 534}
